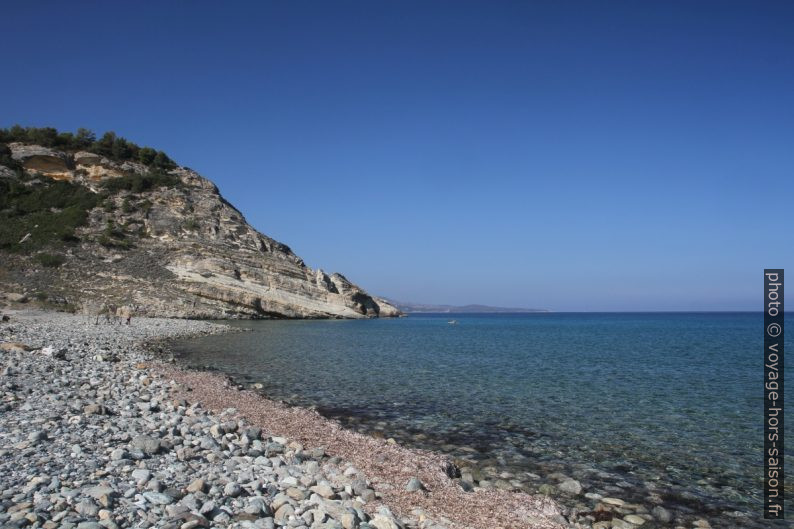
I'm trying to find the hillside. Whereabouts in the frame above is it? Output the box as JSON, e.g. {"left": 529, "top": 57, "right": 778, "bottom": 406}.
{"left": 0, "top": 127, "right": 400, "bottom": 319}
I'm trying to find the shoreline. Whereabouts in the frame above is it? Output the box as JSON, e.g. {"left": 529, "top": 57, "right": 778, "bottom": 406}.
{"left": 155, "top": 367, "right": 562, "bottom": 529}
{"left": 0, "top": 310, "right": 562, "bottom": 529}
{"left": 167, "top": 318, "right": 770, "bottom": 529}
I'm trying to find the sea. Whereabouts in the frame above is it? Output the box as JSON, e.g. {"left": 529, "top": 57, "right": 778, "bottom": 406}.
{"left": 171, "top": 312, "right": 792, "bottom": 528}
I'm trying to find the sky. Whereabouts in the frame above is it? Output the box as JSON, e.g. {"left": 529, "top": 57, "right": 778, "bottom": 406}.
{"left": 2, "top": 1, "right": 793, "bottom": 311}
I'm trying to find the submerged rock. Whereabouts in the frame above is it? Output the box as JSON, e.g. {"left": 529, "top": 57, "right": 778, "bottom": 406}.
{"left": 651, "top": 505, "right": 672, "bottom": 523}
{"left": 557, "top": 479, "right": 582, "bottom": 495}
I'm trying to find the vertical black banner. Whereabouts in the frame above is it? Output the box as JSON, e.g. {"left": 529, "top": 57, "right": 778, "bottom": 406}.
{"left": 765, "top": 269, "right": 784, "bottom": 519}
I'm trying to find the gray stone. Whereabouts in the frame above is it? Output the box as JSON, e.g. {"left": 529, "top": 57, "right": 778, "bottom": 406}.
{"left": 75, "top": 499, "right": 99, "bottom": 517}
{"left": 143, "top": 491, "right": 174, "bottom": 505}
{"left": 610, "top": 520, "right": 635, "bottom": 529}
{"left": 212, "top": 512, "right": 231, "bottom": 524}
{"left": 274, "top": 504, "right": 295, "bottom": 524}
{"left": 404, "top": 478, "right": 425, "bottom": 492}
{"left": 199, "top": 436, "right": 218, "bottom": 450}
{"left": 223, "top": 482, "right": 242, "bottom": 497}
{"left": 245, "top": 497, "right": 266, "bottom": 515}
{"left": 186, "top": 478, "right": 205, "bottom": 493}
{"left": 6, "top": 293, "right": 29, "bottom": 303}
{"left": 538, "top": 483, "right": 555, "bottom": 495}
{"left": 244, "top": 427, "right": 262, "bottom": 440}
{"left": 130, "top": 435, "right": 161, "bottom": 455}
{"left": 557, "top": 479, "right": 582, "bottom": 495}
{"left": 27, "top": 431, "right": 47, "bottom": 443}
{"left": 131, "top": 469, "right": 151, "bottom": 483}
{"left": 84, "top": 404, "right": 109, "bottom": 415}
{"left": 255, "top": 518, "right": 275, "bottom": 529}
{"left": 340, "top": 512, "right": 359, "bottom": 529}
{"left": 651, "top": 506, "right": 672, "bottom": 523}
{"left": 310, "top": 483, "right": 335, "bottom": 499}
{"left": 199, "top": 500, "right": 216, "bottom": 515}
{"left": 624, "top": 514, "right": 646, "bottom": 525}
{"left": 84, "top": 486, "right": 115, "bottom": 501}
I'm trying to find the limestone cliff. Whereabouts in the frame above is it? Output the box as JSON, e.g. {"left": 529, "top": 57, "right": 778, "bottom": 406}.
{"left": 0, "top": 142, "right": 401, "bottom": 319}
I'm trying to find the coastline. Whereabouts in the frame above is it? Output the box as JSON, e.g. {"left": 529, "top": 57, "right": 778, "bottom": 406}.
{"left": 162, "top": 315, "right": 776, "bottom": 529}
{"left": 0, "top": 310, "right": 562, "bottom": 529}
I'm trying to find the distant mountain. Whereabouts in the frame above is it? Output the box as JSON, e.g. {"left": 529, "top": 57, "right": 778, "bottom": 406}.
{"left": 386, "top": 300, "right": 550, "bottom": 313}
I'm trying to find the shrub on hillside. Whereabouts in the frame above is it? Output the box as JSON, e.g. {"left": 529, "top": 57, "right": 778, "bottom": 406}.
{"left": 101, "top": 170, "right": 182, "bottom": 194}
{"left": 0, "top": 125, "right": 177, "bottom": 170}
{"left": 0, "top": 178, "right": 99, "bottom": 251}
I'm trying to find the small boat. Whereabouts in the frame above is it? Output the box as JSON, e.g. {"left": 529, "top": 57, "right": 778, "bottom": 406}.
{"left": 447, "top": 320, "right": 458, "bottom": 325}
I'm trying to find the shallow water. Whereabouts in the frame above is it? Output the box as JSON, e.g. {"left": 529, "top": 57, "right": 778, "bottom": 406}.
{"left": 172, "top": 312, "right": 792, "bottom": 527}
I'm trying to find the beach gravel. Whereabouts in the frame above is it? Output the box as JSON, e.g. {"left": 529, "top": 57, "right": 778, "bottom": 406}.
{"left": 0, "top": 310, "right": 564, "bottom": 529}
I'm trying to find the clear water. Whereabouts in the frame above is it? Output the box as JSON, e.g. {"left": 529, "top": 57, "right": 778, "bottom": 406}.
{"left": 172, "top": 313, "right": 792, "bottom": 527}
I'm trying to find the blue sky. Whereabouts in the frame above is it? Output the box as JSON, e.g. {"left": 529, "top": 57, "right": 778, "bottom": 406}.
{"left": 3, "top": 1, "right": 792, "bottom": 310}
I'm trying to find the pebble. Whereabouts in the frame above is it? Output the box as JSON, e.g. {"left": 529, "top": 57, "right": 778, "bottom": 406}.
{"left": 27, "top": 431, "right": 47, "bottom": 443}
{"left": 624, "top": 514, "right": 646, "bottom": 525}
{"left": 652, "top": 505, "right": 672, "bottom": 523}
{"left": 274, "top": 503, "right": 295, "bottom": 523}
{"left": 0, "top": 314, "right": 453, "bottom": 529}
{"left": 186, "top": 477, "right": 205, "bottom": 493}
{"left": 223, "top": 482, "right": 242, "bottom": 497}
{"left": 311, "top": 483, "right": 336, "bottom": 498}
{"left": 538, "top": 483, "right": 555, "bottom": 495}
{"left": 610, "top": 520, "right": 634, "bottom": 529}
{"left": 131, "top": 469, "right": 151, "bottom": 483}
{"left": 130, "top": 435, "right": 161, "bottom": 455}
{"left": 75, "top": 498, "right": 99, "bottom": 517}
{"left": 557, "top": 478, "right": 582, "bottom": 495}
{"left": 83, "top": 403, "right": 108, "bottom": 415}
{"left": 405, "top": 477, "right": 426, "bottom": 492}
{"left": 143, "top": 491, "right": 174, "bottom": 505}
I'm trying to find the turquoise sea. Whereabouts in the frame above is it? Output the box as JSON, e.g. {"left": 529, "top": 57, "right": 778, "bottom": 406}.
{"left": 172, "top": 312, "right": 792, "bottom": 528}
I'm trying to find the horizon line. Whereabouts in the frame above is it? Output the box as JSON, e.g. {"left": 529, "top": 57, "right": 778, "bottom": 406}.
{"left": 401, "top": 310, "right": 767, "bottom": 314}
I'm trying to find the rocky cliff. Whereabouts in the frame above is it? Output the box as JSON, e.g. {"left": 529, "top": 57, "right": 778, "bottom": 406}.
{"left": 0, "top": 141, "right": 400, "bottom": 319}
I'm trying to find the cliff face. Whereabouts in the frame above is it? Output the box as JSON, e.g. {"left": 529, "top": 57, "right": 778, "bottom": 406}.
{"left": 0, "top": 142, "right": 400, "bottom": 319}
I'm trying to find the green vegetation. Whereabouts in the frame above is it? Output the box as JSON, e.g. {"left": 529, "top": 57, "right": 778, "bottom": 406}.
{"left": 99, "top": 220, "right": 132, "bottom": 250}
{"left": 0, "top": 178, "right": 100, "bottom": 252}
{"left": 0, "top": 125, "right": 177, "bottom": 170}
{"left": 34, "top": 292, "right": 78, "bottom": 313}
{"left": 0, "top": 143, "right": 22, "bottom": 174}
{"left": 101, "top": 170, "right": 182, "bottom": 194}
{"left": 98, "top": 235, "right": 133, "bottom": 249}
{"left": 183, "top": 217, "right": 199, "bottom": 231}
{"left": 0, "top": 126, "right": 184, "bottom": 254}
{"left": 35, "top": 253, "right": 66, "bottom": 267}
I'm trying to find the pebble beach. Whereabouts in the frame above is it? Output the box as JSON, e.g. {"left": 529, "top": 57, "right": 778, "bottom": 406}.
{"left": 0, "top": 311, "right": 562, "bottom": 529}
